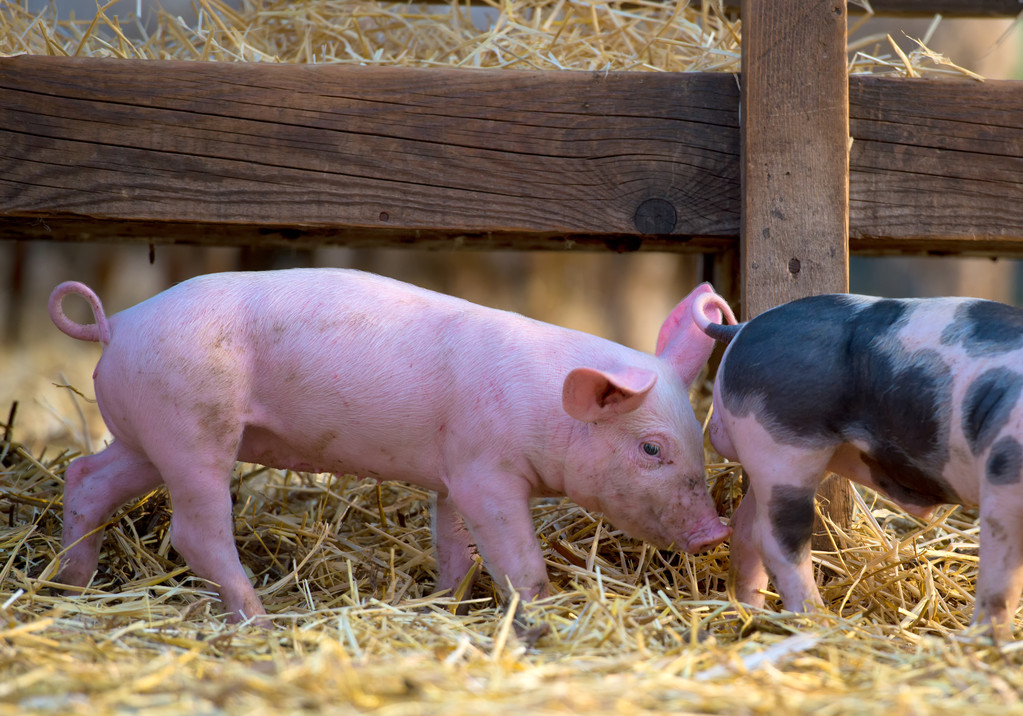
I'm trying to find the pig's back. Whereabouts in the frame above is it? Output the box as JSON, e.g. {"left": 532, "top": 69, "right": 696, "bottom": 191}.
{"left": 108, "top": 268, "right": 489, "bottom": 358}
{"left": 105, "top": 267, "right": 551, "bottom": 408}
{"left": 718, "top": 294, "right": 970, "bottom": 443}
{"left": 114, "top": 268, "right": 468, "bottom": 331}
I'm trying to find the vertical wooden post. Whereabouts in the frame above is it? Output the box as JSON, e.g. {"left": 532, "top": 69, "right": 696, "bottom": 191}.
{"left": 740, "top": 0, "right": 853, "bottom": 545}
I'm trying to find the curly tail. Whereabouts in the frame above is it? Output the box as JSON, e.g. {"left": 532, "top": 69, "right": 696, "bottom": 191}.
{"left": 692, "top": 292, "right": 742, "bottom": 345}
{"left": 49, "top": 281, "right": 111, "bottom": 345}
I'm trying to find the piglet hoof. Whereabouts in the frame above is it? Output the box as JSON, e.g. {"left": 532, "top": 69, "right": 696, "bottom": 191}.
{"left": 178, "top": 596, "right": 218, "bottom": 623}
{"left": 41, "top": 583, "right": 74, "bottom": 599}
{"left": 515, "top": 622, "right": 550, "bottom": 649}
{"left": 507, "top": 601, "right": 550, "bottom": 648}
{"left": 225, "top": 608, "right": 275, "bottom": 629}
{"left": 218, "top": 613, "right": 275, "bottom": 630}
{"left": 206, "top": 593, "right": 270, "bottom": 628}
{"left": 180, "top": 596, "right": 266, "bottom": 627}
{"left": 958, "top": 619, "right": 1012, "bottom": 646}
{"left": 513, "top": 615, "right": 550, "bottom": 648}
{"left": 735, "top": 612, "right": 799, "bottom": 638}
{"left": 243, "top": 614, "right": 276, "bottom": 630}
{"left": 679, "top": 625, "right": 714, "bottom": 644}
{"left": 53, "top": 574, "right": 101, "bottom": 599}
{"left": 57, "top": 584, "right": 93, "bottom": 600}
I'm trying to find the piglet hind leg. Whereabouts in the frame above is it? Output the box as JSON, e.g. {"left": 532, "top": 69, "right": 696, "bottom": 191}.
{"left": 59, "top": 440, "right": 164, "bottom": 590}
{"left": 727, "top": 488, "right": 769, "bottom": 609}
{"left": 152, "top": 452, "right": 266, "bottom": 624}
{"left": 738, "top": 446, "right": 834, "bottom": 614}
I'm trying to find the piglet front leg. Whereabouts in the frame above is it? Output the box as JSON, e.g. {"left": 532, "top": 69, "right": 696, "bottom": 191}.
{"left": 446, "top": 474, "right": 552, "bottom": 642}
{"left": 432, "top": 493, "right": 483, "bottom": 612}
{"left": 446, "top": 472, "right": 550, "bottom": 603}
{"left": 727, "top": 489, "right": 769, "bottom": 608}
{"left": 974, "top": 489, "right": 1023, "bottom": 641}
{"left": 447, "top": 471, "right": 552, "bottom": 643}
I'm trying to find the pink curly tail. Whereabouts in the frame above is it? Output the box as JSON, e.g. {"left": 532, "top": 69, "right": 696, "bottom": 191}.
{"left": 692, "top": 292, "right": 741, "bottom": 344}
{"left": 49, "top": 281, "right": 111, "bottom": 345}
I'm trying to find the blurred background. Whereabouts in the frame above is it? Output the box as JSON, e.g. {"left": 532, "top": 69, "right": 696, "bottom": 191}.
{"left": 2, "top": 1, "right": 1022, "bottom": 451}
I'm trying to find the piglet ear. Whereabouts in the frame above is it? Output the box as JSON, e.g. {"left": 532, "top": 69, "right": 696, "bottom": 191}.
{"left": 656, "top": 282, "right": 722, "bottom": 386}
{"left": 563, "top": 367, "right": 657, "bottom": 423}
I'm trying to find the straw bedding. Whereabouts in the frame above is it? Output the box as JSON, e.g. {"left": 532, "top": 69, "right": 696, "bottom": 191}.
{"left": 1, "top": 1, "right": 1018, "bottom": 714}
{"left": 3, "top": 373, "right": 1022, "bottom": 714}
{"left": 0, "top": 0, "right": 984, "bottom": 75}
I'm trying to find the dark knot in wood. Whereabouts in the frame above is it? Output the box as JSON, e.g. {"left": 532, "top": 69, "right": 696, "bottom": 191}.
{"left": 633, "top": 198, "right": 677, "bottom": 235}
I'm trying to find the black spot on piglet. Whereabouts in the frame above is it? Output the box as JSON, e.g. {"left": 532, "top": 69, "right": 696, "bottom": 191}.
{"left": 941, "top": 301, "right": 1023, "bottom": 357}
{"left": 987, "top": 436, "right": 1023, "bottom": 486}
{"left": 962, "top": 367, "right": 1023, "bottom": 456}
{"left": 769, "top": 485, "right": 817, "bottom": 563}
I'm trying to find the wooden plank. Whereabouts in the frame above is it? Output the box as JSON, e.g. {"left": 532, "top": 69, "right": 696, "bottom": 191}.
{"left": 850, "top": 0, "right": 1023, "bottom": 16}
{"left": 740, "top": 0, "right": 850, "bottom": 314}
{"left": 0, "top": 217, "right": 740, "bottom": 253}
{"left": 0, "top": 55, "right": 740, "bottom": 251}
{"left": 740, "top": 0, "right": 852, "bottom": 540}
{"left": 2, "top": 57, "right": 1020, "bottom": 254}
{"left": 717, "top": 0, "right": 1023, "bottom": 16}
{"left": 849, "top": 76, "right": 1023, "bottom": 255}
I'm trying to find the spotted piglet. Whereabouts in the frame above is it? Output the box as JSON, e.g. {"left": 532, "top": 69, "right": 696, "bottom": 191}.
{"left": 694, "top": 292, "right": 1023, "bottom": 637}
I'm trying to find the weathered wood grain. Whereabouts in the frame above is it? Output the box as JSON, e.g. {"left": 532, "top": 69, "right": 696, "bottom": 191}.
{"left": 0, "top": 56, "right": 740, "bottom": 251}
{"left": 717, "top": 0, "right": 1023, "bottom": 16}
{"left": 1, "top": 56, "right": 1021, "bottom": 255}
{"left": 849, "top": 77, "right": 1023, "bottom": 254}
{"left": 852, "top": 0, "right": 1023, "bottom": 16}
{"left": 740, "top": 0, "right": 852, "bottom": 540}
{"left": 740, "top": 0, "right": 850, "bottom": 315}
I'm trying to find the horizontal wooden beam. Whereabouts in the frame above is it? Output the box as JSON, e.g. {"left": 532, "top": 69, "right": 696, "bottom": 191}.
{"left": 0, "top": 56, "right": 739, "bottom": 252}
{"left": 717, "top": 1, "right": 1023, "bottom": 16}
{"left": 849, "top": 77, "right": 1023, "bottom": 254}
{"left": 850, "top": 0, "right": 1023, "bottom": 16}
{"left": 1, "top": 57, "right": 1020, "bottom": 255}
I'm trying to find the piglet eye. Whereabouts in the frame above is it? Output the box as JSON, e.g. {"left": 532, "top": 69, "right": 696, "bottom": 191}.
{"left": 641, "top": 442, "right": 661, "bottom": 457}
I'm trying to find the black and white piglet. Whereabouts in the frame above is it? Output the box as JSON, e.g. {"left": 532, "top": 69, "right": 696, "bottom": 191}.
{"left": 695, "top": 291, "right": 1023, "bottom": 637}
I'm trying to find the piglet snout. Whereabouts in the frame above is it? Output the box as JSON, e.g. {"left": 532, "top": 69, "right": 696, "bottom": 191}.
{"left": 681, "top": 518, "right": 732, "bottom": 553}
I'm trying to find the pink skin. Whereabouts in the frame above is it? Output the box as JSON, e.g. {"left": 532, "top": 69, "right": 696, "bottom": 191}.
{"left": 693, "top": 292, "right": 1023, "bottom": 639}
{"left": 50, "top": 270, "right": 731, "bottom": 623}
